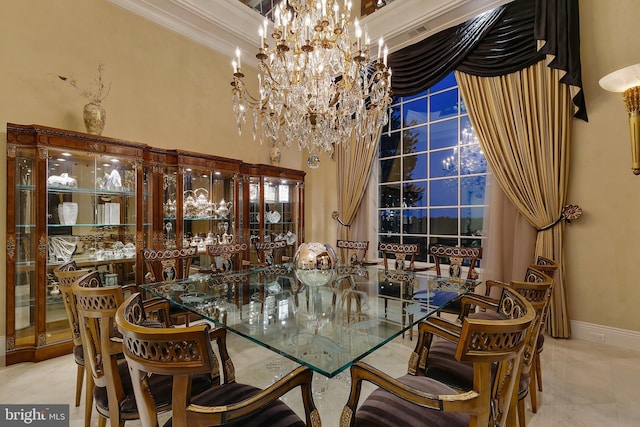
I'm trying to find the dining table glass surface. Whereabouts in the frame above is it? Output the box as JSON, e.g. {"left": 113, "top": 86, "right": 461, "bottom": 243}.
{"left": 140, "top": 264, "right": 480, "bottom": 378}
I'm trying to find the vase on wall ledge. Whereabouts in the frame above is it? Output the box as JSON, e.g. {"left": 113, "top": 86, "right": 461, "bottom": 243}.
{"left": 83, "top": 102, "right": 106, "bottom": 135}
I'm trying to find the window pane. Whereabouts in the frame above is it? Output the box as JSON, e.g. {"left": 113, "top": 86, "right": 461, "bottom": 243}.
{"left": 380, "top": 158, "right": 401, "bottom": 182}
{"left": 430, "top": 119, "right": 458, "bottom": 150}
{"left": 461, "top": 176, "right": 486, "bottom": 204}
{"left": 429, "top": 178, "right": 457, "bottom": 206}
{"left": 460, "top": 145, "right": 486, "bottom": 175}
{"left": 431, "top": 72, "right": 457, "bottom": 93}
{"left": 429, "top": 89, "right": 458, "bottom": 121}
{"left": 431, "top": 148, "right": 457, "bottom": 179}
{"left": 403, "top": 99, "right": 427, "bottom": 127}
{"left": 461, "top": 237, "right": 483, "bottom": 248}
{"left": 430, "top": 208, "right": 458, "bottom": 235}
{"left": 380, "top": 209, "right": 400, "bottom": 234}
{"left": 403, "top": 126, "right": 427, "bottom": 154}
{"left": 403, "top": 209, "right": 427, "bottom": 234}
{"left": 389, "top": 104, "right": 402, "bottom": 131}
{"left": 380, "top": 131, "right": 401, "bottom": 157}
{"left": 403, "top": 236, "right": 428, "bottom": 262}
{"left": 380, "top": 184, "right": 401, "bottom": 208}
{"left": 461, "top": 207, "right": 484, "bottom": 236}
{"left": 403, "top": 181, "right": 427, "bottom": 207}
{"left": 402, "top": 154, "right": 427, "bottom": 180}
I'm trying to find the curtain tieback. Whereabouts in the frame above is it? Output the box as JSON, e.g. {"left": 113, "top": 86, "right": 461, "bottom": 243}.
{"left": 331, "top": 211, "right": 350, "bottom": 228}
{"left": 537, "top": 204, "right": 583, "bottom": 231}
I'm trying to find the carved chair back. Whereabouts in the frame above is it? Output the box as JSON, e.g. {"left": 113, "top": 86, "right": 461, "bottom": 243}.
{"left": 378, "top": 242, "right": 420, "bottom": 271}
{"left": 142, "top": 247, "right": 197, "bottom": 283}
{"left": 428, "top": 244, "right": 483, "bottom": 280}
{"left": 207, "top": 242, "right": 249, "bottom": 273}
{"left": 254, "top": 239, "right": 287, "bottom": 266}
{"left": 336, "top": 239, "right": 370, "bottom": 265}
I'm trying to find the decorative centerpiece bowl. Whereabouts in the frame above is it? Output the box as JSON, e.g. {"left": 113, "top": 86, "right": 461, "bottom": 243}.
{"left": 293, "top": 242, "right": 337, "bottom": 287}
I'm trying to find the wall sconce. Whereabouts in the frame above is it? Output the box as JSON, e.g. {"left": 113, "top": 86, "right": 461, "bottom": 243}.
{"left": 599, "top": 64, "right": 640, "bottom": 175}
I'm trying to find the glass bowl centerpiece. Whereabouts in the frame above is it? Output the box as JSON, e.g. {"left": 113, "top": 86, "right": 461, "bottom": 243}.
{"left": 293, "top": 242, "right": 337, "bottom": 287}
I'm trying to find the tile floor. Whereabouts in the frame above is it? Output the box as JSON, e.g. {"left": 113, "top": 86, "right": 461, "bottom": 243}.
{"left": 1, "top": 332, "right": 639, "bottom": 426}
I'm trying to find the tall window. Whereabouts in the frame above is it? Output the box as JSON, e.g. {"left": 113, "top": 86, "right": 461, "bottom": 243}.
{"left": 378, "top": 72, "right": 487, "bottom": 262}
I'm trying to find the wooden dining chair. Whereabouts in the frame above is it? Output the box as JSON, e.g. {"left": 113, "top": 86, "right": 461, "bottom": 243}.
{"left": 142, "top": 246, "right": 199, "bottom": 325}
{"left": 207, "top": 242, "right": 249, "bottom": 272}
{"left": 53, "top": 262, "right": 95, "bottom": 427}
{"left": 142, "top": 246, "right": 197, "bottom": 283}
{"left": 340, "top": 281, "right": 535, "bottom": 427}
{"left": 428, "top": 244, "right": 483, "bottom": 280}
{"left": 254, "top": 239, "right": 287, "bottom": 266}
{"left": 72, "top": 272, "right": 213, "bottom": 427}
{"left": 378, "top": 242, "right": 427, "bottom": 271}
{"left": 115, "top": 292, "right": 322, "bottom": 427}
{"left": 528, "top": 256, "right": 559, "bottom": 413}
{"left": 336, "top": 239, "right": 370, "bottom": 265}
{"left": 436, "top": 269, "right": 553, "bottom": 427}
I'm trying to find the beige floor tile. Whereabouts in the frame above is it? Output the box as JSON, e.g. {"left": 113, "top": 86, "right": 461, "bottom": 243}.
{"left": 1, "top": 331, "right": 639, "bottom": 426}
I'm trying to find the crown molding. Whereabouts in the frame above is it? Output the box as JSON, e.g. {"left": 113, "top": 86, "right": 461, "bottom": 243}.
{"left": 107, "top": 0, "right": 514, "bottom": 67}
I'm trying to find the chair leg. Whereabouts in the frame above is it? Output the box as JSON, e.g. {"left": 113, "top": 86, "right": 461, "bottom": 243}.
{"left": 97, "top": 415, "right": 107, "bottom": 427}
{"left": 517, "top": 395, "right": 526, "bottom": 427}
{"left": 506, "top": 388, "right": 517, "bottom": 427}
{"left": 84, "top": 372, "right": 94, "bottom": 427}
{"left": 534, "top": 352, "right": 543, "bottom": 391}
{"left": 529, "top": 356, "right": 539, "bottom": 413}
{"left": 75, "top": 364, "right": 84, "bottom": 407}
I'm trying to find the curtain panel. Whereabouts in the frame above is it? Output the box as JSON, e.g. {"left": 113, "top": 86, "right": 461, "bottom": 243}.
{"left": 386, "top": 0, "right": 585, "bottom": 337}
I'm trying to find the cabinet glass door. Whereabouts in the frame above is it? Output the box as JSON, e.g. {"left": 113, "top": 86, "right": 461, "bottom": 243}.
{"left": 161, "top": 168, "right": 178, "bottom": 247}
{"left": 247, "top": 175, "right": 301, "bottom": 263}
{"left": 182, "top": 168, "right": 236, "bottom": 269}
{"left": 46, "top": 149, "right": 137, "bottom": 344}
{"left": 13, "top": 148, "right": 37, "bottom": 348}
{"left": 263, "top": 177, "right": 300, "bottom": 260}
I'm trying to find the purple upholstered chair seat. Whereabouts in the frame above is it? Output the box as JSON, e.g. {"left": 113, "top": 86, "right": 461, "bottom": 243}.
{"left": 162, "top": 381, "right": 305, "bottom": 427}
{"left": 354, "top": 374, "right": 470, "bottom": 426}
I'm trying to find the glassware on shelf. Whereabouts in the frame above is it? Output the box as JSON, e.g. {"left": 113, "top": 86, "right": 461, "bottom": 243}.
{"left": 48, "top": 236, "right": 78, "bottom": 262}
{"left": 58, "top": 202, "right": 78, "bottom": 225}
{"left": 47, "top": 172, "right": 77, "bottom": 188}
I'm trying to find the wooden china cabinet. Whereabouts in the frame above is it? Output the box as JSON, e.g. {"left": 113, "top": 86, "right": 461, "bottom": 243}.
{"left": 5, "top": 123, "right": 305, "bottom": 364}
{"left": 5, "top": 123, "right": 147, "bottom": 364}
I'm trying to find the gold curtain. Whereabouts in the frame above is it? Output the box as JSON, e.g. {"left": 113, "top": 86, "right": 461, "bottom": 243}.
{"left": 335, "top": 127, "right": 382, "bottom": 240}
{"left": 455, "top": 60, "right": 572, "bottom": 337}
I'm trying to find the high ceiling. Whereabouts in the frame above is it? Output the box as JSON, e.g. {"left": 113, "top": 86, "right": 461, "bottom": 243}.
{"left": 106, "top": 0, "right": 512, "bottom": 68}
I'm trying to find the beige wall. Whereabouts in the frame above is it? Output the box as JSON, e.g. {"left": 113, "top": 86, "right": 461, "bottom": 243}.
{"left": 567, "top": 0, "right": 640, "bottom": 330}
{"left": 1, "top": 0, "right": 639, "bottom": 354}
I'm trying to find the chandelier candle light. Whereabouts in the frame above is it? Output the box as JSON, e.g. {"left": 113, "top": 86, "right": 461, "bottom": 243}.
{"left": 231, "top": 0, "right": 392, "bottom": 168}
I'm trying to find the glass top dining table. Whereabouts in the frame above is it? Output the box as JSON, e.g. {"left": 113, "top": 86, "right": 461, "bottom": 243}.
{"left": 140, "top": 264, "right": 480, "bottom": 378}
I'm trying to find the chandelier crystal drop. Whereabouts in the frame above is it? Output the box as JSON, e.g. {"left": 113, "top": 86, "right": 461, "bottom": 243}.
{"left": 231, "top": 0, "right": 392, "bottom": 167}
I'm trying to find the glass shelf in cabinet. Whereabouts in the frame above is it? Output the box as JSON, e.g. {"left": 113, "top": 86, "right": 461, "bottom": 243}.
{"left": 184, "top": 217, "right": 233, "bottom": 221}
{"left": 16, "top": 184, "right": 36, "bottom": 191}
{"left": 48, "top": 223, "right": 137, "bottom": 228}
{"left": 16, "top": 261, "right": 36, "bottom": 269}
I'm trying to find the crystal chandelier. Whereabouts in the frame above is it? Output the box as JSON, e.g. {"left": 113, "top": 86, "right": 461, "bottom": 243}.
{"left": 231, "top": 0, "right": 392, "bottom": 168}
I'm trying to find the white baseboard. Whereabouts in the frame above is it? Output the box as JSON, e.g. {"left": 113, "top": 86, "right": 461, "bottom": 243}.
{"left": 570, "top": 320, "right": 640, "bottom": 352}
